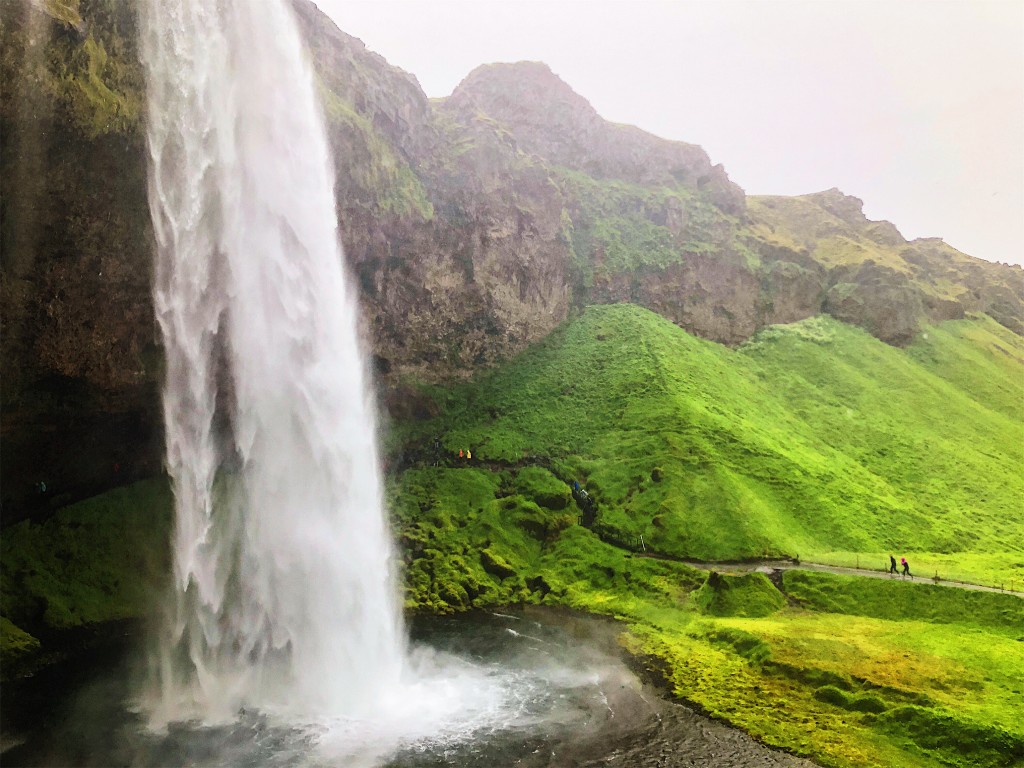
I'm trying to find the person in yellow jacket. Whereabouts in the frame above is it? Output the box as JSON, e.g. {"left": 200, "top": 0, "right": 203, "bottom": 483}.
{"left": 467, "top": 449, "right": 472, "bottom": 460}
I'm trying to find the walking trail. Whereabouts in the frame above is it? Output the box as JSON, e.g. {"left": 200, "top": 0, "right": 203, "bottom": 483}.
{"left": 638, "top": 553, "right": 1024, "bottom": 597}
{"left": 402, "top": 452, "right": 1023, "bottom": 599}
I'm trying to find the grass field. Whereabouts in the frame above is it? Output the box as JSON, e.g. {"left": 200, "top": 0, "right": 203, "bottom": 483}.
{"left": 396, "top": 305, "right": 1024, "bottom": 586}
{"left": 386, "top": 459, "right": 1023, "bottom": 767}
{"left": 379, "top": 304, "right": 1022, "bottom": 766}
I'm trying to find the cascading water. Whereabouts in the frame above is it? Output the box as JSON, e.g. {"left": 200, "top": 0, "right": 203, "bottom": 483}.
{"left": 139, "top": 0, "right": 404, "bottom": 725}
{"left": 132, "top": 3, "right": 667, "bottom": 764}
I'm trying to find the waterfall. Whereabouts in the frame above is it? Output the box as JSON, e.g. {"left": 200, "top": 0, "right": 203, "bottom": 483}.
{"left": 138, "top": 0, "right": 404, "bottom": 725}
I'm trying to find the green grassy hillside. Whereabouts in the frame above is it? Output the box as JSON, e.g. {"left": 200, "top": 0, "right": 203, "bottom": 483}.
{"left": 4, "top": 304, "right": 1020, "bottom": 767}
{"left": 385, "top": 457, "right": 1023, "bottom": 768}
{"left": 399, "top": 304, "right": 1023, "bottom": 585}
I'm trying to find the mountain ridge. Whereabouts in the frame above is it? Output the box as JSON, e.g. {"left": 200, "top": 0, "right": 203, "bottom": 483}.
{"left": 0, "top": 0, "right": 1020, "bottom": 520}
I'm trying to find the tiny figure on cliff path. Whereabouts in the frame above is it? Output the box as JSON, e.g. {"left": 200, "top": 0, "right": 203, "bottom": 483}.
{"left": 889, "top": 555, "right": 898, "bottom": 575}
{"left": 901, "top": 557, "right": 912, "bottom": 579}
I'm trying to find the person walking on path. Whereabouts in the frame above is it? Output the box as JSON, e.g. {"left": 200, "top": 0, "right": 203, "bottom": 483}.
{"left": 889, "top": 555, "right": 898, "bottom": 575}
{"left": 901, "top": 557, "right": 912, "bottom": 579}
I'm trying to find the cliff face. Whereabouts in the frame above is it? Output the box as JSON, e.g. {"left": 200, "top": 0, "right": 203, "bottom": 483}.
{"left": 748, "top": 191, "right": 1024, "bottom": 343}
{"left": 1, "top": 0, "right": 163, "bottom": 522}
{"left": 1, "top": 0, "right": 1020, "bottom": 521}
{"left": 445, "top": 61, "right": 745, "bottom": 215}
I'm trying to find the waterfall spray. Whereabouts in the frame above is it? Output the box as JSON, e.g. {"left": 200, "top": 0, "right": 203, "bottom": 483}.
{"left": 139, "top": 0, "right": 404, "bottom": 724}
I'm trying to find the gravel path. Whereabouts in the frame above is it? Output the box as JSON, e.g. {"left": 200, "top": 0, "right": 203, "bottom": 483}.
{"left": 633, "top": 553, "right": 1024, "bottom": 597}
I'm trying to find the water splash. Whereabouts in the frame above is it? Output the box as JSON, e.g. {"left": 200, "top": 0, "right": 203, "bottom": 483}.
{"left": 138, "top": 0, "right": 404, "bottom": 725}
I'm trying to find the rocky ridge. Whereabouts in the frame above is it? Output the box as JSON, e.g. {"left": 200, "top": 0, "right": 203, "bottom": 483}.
{"left": 0, "top": 0, "right": 1020, "bottom": 521}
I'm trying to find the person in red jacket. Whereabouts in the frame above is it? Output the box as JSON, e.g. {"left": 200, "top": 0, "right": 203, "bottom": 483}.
{"left": 901, "top": 557, "right": 912, "bottom": 579}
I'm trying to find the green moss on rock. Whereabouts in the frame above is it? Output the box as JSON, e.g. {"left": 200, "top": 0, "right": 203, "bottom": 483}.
{"left": 0, "top": 478, "right": 172, "bottom": 633}
{"left": 693, "top": 572, "right": 785, "bottom": 618}
{"left": 0, "top": 615, "right": 41, "bottom": 677}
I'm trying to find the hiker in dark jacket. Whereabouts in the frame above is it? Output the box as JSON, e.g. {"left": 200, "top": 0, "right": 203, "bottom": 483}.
{"left": 889, "top": 555, "right": 898, "bottom": 575}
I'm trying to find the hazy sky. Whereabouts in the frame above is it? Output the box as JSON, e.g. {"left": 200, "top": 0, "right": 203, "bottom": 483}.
{"left": 314, "top": 0, "right": 1024, "bottom": 267}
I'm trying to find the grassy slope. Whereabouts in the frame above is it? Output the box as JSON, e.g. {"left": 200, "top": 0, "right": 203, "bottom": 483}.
{"left": 626, "top": 571, "right": 1024, "bottom": 768}
{"left": 383, "top": 304, "right": 1023, "bottom": 767}
{"left": 386, "top": 457, "right": 1024, "bottom": 767}
{"left": 404, "top": 304, "right": 1023, "bottom": 585}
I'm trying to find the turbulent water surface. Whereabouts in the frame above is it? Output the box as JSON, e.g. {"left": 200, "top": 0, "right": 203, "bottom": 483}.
{"left": 2, "top": 610, "right": 816, "bottom": 768}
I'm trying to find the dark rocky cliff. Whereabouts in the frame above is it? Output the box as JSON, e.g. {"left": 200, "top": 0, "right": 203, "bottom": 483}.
{"left": 1, "top": 0, "right": 162, "bottom": 523}
{"left": 1, "top": 0, "right": 1021, "bottom": 522}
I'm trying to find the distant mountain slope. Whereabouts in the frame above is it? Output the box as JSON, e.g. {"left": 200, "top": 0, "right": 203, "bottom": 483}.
{"left": 409, "top": 305, "right": 1023, "bottom": 574}
{"left": 748, "top": 190, "right": 1024, "bottom": 340}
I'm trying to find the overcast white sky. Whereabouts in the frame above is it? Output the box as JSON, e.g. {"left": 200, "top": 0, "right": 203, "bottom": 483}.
{"left": 314, "top": 0, "right": 1024, "bottom": 267}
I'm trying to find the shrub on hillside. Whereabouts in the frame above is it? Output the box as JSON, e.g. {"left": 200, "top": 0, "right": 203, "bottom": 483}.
{"left": 693, "top": 572, "right": 785, "bottom": 618}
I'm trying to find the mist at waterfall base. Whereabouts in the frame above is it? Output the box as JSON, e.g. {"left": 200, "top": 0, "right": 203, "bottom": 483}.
{"left": 3, "top": 612, "right": 671, "bottom": 767}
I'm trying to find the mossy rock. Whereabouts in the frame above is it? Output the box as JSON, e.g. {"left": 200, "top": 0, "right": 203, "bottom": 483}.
{"left": 0, "top": 479, "right": 172, "bottom": 633}
{"left": 513, "top": 467, "right": 571, "bottom": 510}
{"left": 813, "top": 684, "right": 851, "bottom": 708}
{"left": 849, "top": 693, "right": 888, "bottom": 714}
{"left": 506, "top": 497, "right": 575, "bottom": 541}
{"left": 0, "top": 616, "right": 41, "bottom": 679}
{"left": 704, "top": 626, "right": 771, "bottom": 664}
{"left": 480, "top": 547, "right": 518, "bottom": 580}
{"left": 693, "top": 572, "right": 785, "bottom": 618}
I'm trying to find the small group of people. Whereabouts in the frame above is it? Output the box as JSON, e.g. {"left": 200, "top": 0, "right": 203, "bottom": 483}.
{"left": 571, "top": 480, "right": 598, "bottom": 527}
{"left": 888, "top": 555, "right": 912, "bottom": 579}
{"left": 427, "top": 437, "right": 476, "bottom": 467}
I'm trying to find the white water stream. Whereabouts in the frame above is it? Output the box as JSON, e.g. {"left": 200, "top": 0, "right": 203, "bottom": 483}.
{"left": 135, "top": 3, "right": 648, "bottom": 764}
{"left": 139, "top": 0, "right": 403, "bottom": 726}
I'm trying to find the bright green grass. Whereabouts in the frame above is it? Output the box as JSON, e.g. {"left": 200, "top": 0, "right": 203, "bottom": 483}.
{"left": 615, "top": 573, "right": 1024, "bottom": 768}
{"left": 907, "top": 315, "right": 1024, "bottom": 423}
{"left": 400, "top": 304, "right": 1023, "bottom": 584}
{"left": 384, "top": 453, "right": 1023, "bottom": 767}
{"left": 782, "top": 570, "right": 1024, "bottom": 632}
